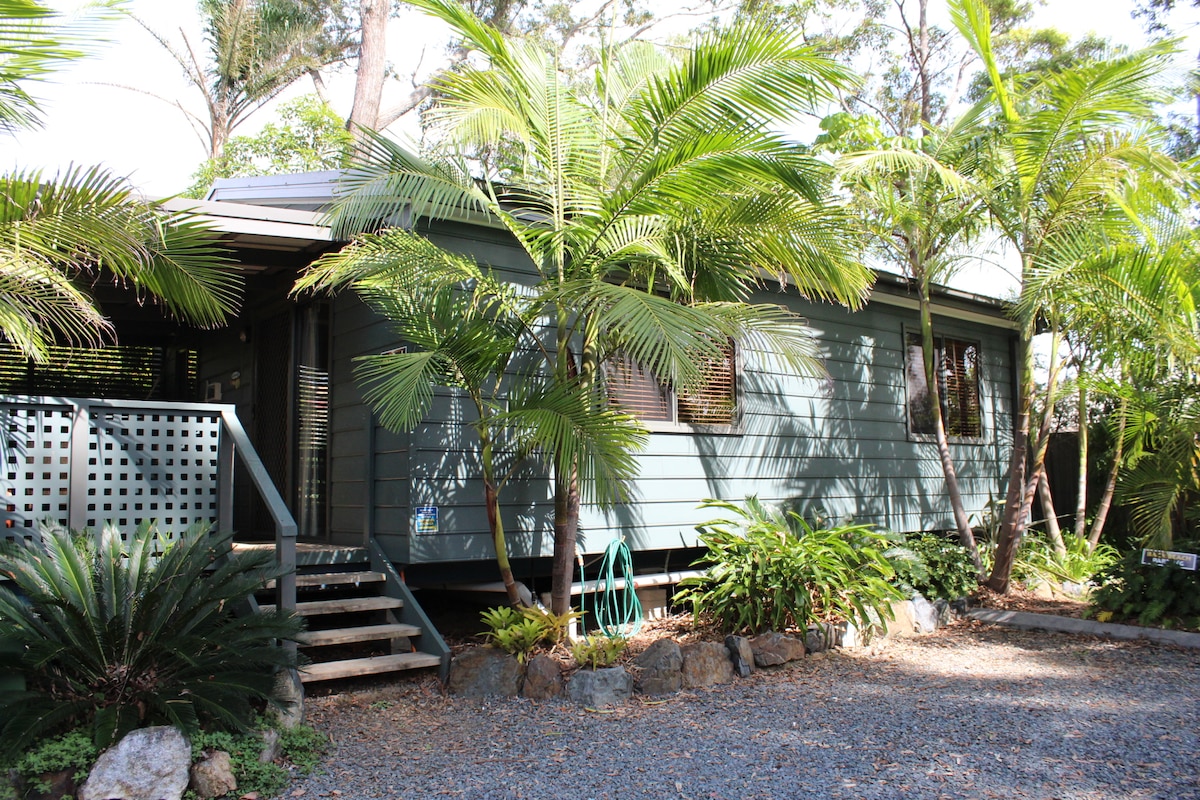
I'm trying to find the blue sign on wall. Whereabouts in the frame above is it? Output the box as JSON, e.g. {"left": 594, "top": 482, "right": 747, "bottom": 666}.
{"left": 415, "top": 506, "right": 439, "bottom": 534}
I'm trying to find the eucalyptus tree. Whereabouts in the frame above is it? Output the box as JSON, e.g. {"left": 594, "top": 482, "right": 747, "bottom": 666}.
{"left": 0, "top": 1, "right": 241, "bottom": 362}
{"left": 296, "top": 0, "right": 870, "bottom": 613}
{"left": 954, "top": 0, "right": 1181, "bottom": 591}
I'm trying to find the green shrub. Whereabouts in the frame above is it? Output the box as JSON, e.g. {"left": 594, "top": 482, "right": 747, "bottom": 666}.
{"left": 570, "top": 635, "right": 626, "bottom": 669}
{"left": 0, "top": 521, "right": 304, "bottom": 757}
{"left": 674, "top": 497, "right": 903, "bottom": 635}
{"left": 889, "top": 533, "right": 979, "bottom": 600}
{"left": 1091, "top": 540, "right": 1200, "bottom": 627}
{"left": 190, "top": 722, "right": 327, "bottom": 796}
{"left": 480, "top": 605, "right": 582, "bottom": 660}
{"left": 10, "top": 728, "right": 97, "bottom": 793}
{"left": 1016, "top": 533, "right": 1119, "bottom": 587}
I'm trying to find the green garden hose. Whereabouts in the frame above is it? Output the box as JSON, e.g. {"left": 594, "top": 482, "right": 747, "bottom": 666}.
{"left": 579, "top": 538, "right": 643, "bottom": 639}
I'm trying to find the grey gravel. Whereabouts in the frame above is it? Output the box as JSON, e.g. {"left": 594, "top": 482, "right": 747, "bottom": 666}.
{"left": 297, "top": 622, "right": 1200, "bottom": 799}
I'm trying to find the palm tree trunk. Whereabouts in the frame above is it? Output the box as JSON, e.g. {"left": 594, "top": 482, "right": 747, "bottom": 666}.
{"left": 1088, "top": 394, "right": 1127, "bottom": 551}
{"left": 1037, "top": 466, "right": 1066, "bottom": 557}
{"left": 919, "top": 286, "right": 982, "bottom": 574}
{"left": 1074, "top": 378, "right": 1089, "bottom": 539}
{"left": 481, "top": 432, "right": 523, "bottom": 607}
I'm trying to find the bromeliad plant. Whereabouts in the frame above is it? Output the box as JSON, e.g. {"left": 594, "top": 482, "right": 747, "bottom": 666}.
{"left": 675, "top": 497, "right": 902, "bottom": 635}
{"left": 480, "top": 604, "right": 583, "bottom": 661}
{"left": 0, "top": 520, "right": 303, "bottom": 757}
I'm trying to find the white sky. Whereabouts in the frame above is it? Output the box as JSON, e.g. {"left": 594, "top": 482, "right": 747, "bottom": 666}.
{"left": 7, "top": 0, "right": 1197, "bottom": 199}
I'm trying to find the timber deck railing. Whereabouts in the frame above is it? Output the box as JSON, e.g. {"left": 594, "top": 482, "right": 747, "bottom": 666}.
{"left": 0, "top": 396, "right": 297, "bottom": 612}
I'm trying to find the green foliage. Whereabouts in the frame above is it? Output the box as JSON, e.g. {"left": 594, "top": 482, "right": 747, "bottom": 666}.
{"left": 0, "top": 521, "right": 303, "bottom": 757}
{"left": 190, "top": 722, "right": 327, "bottom": 797}
{"left": 1091, "top": 540, "right": 1200, "bottom": 628}
{"left": 1017, "top": 534, "right": 1119, "bottom": 586}
{"left": 10, "top": 728, "right": 97, "bottom": 792}
{"left": 520, "top": 606, "right": 583, "bottom": 647}
{"left": 481, "top": 605, "right": 583, "bottom": 659}
{"left": 187, "top": 95, "right": 354, "bottom": 197}
{"left": 888, "top": 533, "right": 979, "bottom": 601}
{"left": 570, "top": 635, "right": 626, "bottom": 669}
{"left": 674, "top": 498, "right": 903, "bottom": 635}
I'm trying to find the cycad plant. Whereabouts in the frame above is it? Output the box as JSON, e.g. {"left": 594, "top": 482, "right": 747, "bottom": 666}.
{"left": 295, "top": 0, "right": 871, "bottom": 614}
{"left": 0, "top": 521, "right": 303, "bottom": 756}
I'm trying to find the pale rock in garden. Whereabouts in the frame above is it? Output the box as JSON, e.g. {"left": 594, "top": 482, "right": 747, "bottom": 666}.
{"left": 748, "top": 632, "right": 806, "bottom": 666}
{"left": 567, "top": 666, "right": 633, "bottom": 707}
{"left": 681, "top": 641, "right": 736, "bottom": 687}
{"left": 259, "top": 729, "right": 281, "bottom": 763}
{"left": 887, "top": 600, "right": 918, "bottom": 636}
{"left": 190, "top": 750, "right": 237, "bottom": 799}
{"left": 448, "top": 646, "right": 524, "bottom": 697}
{"left": 272, "top": 667, "right": 305, "bottom": 729}
{"left": 911, "top": 594, "right": 939, "bottom": 633}
{"left": 80, "top": 726, "right": 191, "bottom": 800}
{"left": 633, "top": 638, "right": 683, "bottom": 695}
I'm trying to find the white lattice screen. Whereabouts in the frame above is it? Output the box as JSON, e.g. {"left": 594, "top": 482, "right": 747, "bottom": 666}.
{"left": 1, "top": 402, "right": 72, "bottom": 545}
{"left": 1, "top": 400, "right": 221, "bottom": 545}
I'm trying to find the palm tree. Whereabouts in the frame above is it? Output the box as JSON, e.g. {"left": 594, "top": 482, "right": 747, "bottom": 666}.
{"left": 133, "top": 0, "right": 327, "bottom": 161}
{"left": 1, "top": 2, "right": 241, "bottom": 363}
{"left": 296, "top": 0, "right": 872, "bottom": 613}
{"left": 953, "top": 0, "right": 1182, "bottom": 591}
{"left": 834, "top": 102, "right": 993, "bottom": 573}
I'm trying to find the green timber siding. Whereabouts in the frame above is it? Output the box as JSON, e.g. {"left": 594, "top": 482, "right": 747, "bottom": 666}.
{"left": 326, "top": 221, "right": 1015, "bottom": 564}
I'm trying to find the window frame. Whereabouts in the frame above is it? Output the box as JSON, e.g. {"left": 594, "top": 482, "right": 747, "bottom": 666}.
{"left": 903, "top": 327, "right": 986, "bottom": 444}
{"left": 603, "top": 339, "right": 742, "bottom": 435}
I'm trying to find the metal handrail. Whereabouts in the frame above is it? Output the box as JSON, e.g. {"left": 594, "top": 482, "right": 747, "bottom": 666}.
{"left": 0, "top": 396, "right": 297, "bottom": 612}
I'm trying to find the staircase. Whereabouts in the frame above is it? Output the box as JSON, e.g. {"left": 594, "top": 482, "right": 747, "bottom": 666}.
{"left": 256, "top": 542, "right": 450, "bottom": 684}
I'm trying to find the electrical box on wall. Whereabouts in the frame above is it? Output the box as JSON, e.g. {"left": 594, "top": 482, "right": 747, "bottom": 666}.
{"left": 205, "top": 381, "right": 221, "bottom": 401}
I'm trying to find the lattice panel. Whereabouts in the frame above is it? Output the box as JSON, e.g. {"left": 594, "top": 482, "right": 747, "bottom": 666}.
{"left": 0, "top": 403, "right": 73, "bottom": 544}
{"left": 87, "top": 408, "right": 222, "bottom": 543}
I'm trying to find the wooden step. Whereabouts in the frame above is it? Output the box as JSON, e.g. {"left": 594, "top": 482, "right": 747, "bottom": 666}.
{"left": 264, "top": 571, "right": 386, "bottom": 590}
{"left": 300, "top": 652, "right": 442, "bottom": 683}
{"left": 261, "top": 596, "right": 403, "bottom": 616}
{"left": 299, "top": 623, "right": 421, "bottom": 647}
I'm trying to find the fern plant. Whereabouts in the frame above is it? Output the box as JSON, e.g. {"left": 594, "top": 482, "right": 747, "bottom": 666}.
{"left": 0, "top": 521, "right": 303, "bottom": 757}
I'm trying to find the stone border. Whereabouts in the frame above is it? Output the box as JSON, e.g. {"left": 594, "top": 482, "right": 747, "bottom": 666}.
{"left": 968, "top": 608, "right": 1200, "bottom": 649}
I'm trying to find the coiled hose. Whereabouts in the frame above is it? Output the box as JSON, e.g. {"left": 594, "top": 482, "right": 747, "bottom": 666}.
{"left": 579, "top": 538, "right": 643, "bottom": 638}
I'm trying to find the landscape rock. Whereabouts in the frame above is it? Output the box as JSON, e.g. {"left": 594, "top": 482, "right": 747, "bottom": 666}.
{"left": 749, "top": 632, "right": 806, "bottom": 666}
{"left": 80, "top": 726, "right": 191, "bottom": 800}
{"left": 725, "top": 635, "right": 755, "bottom": 677}
{"left": 805, "top": 623, "right": 836, "bottom": 653}
{"left": 887, "top": 600, "right": 917, "bottom": 636}
{"left": 259, "top": 729, "right": 281, "bottom": 763}
{"left": 272, "top": 667, "right": 305, "bottom": 729}
{"left": 911, "top": 594, "right": 939, "bottom": 633}
{"left": 22, "top": 769, "right": 75, "bottom": 800}
{"left": 933, "top": 598, "right": 953, "bottom": 626}
{"left": 190, "top": 750, "right": 237, "bottom": 800}
{"left": 681, "top": 641, "right": 736, "bottom": 687}
{"left": 567, "top": 666, "right": 633, "bottom": 707}
{"left": 522, "top": 654, "right": 564, "bottom": 700}
{"left": 633, "top": 638, "right": 683, "bottom": 695}
{"left": 449, "top": 646, "right": 524, "bottom": 697}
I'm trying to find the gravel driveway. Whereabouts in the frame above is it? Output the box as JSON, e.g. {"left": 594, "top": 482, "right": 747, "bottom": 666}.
{"left": 296, "top": 621, "right": 1200, "bottom": 799}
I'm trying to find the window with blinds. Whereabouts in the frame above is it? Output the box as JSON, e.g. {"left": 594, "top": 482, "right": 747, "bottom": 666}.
{"left": 904, "top": 331, "right": 982, "bottom": 439}
{"left": 0, "top": 344, "right": 198, "bottom": 401}
{"left": 606, "top": 340, "right": 737, "bottom": 427}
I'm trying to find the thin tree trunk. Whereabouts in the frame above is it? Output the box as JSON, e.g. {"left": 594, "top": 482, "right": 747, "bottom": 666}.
{"left": 481, "top": 434, "right": 524, "bottom": 607}
{"left": 349, "top": 0, "right": 387, "bottom": 135}
{"left": 989, "top": 325, "right": 1063, "bottom": 591}
{"left": 1088, "top": 394, "right": 1127, "bottom": 550}
{"left": 1037, "top": 467, "right": 1066, "bottom": 557}
{"left": 918, "top": 283, "right": 982, "bottom": 574}
{"left": 1073, "top": 377, "right": 1089, "bottom": 539}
